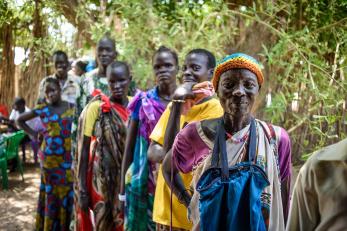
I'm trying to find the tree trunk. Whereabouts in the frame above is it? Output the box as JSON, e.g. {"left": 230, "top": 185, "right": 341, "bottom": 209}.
{"left": 20, "top": 0, "right": 48, "bottom": 107}
{"left": 0, "top": 19, "right": 15, "bottom": 108}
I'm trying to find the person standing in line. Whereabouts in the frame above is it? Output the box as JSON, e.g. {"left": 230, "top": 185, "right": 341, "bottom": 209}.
{"left": 120, "top": 46, "right": 179, "bottom": 231}
{"left": 72, "top": 35, "right": 117, "bottom": 164}
{"left": 76, "top": 36, "right": 117, "bottom": 114}
{"left": 37, "top": 50, "right": 80, "bottom": 105}
{"left": 166, "top": 53, "right": 292, "bottom": 230}
{"left": 70, "top": 37, "right": 118, "bottom": 229}
{"left": 76, "top": 61, "right": 132, "bottom": 231}
{"left": 17, "top": 77, "right": 75, "bottom": 231}
{"left": 71, "top": 60, "right": 88, "bottom": 77}
{"left": 148, "top": 49, "right": 223, "bottom": 231}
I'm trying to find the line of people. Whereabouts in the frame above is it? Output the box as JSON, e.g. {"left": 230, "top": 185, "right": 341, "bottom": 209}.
{"left": 13, "top": 35, "right": 347, "bottom": 231}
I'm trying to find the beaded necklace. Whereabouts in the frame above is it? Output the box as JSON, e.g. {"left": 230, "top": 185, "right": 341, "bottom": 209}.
{"left": 226, "top": 131, "right": 249, "bottom": 143}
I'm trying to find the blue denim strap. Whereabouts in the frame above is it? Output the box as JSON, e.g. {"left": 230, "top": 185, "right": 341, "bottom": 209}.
{"left": 211, "top": 118, "right": 222, "bottom": 168}
{"left": 248, "top": 119, "right": 257, "bottom": 163}
{"left": 211, "top": 118, "right": 257, "bottom": 179}
{"left": 219, "top": 121, "right": 229, "bottom": 181}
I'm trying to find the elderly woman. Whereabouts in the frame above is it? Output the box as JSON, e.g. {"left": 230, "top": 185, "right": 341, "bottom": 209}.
{"left": 162, "top": 53, "right": 292, "bottom": 230}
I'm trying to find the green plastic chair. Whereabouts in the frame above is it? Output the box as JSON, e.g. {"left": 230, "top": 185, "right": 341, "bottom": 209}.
{"left": 0, "top": 130, "right": 26, "bottom": 190}
{"left": 0, "top": 138, "right": 7, "bottom": 189}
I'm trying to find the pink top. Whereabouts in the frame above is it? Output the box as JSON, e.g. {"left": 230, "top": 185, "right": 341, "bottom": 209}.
{"left": 172, "top": 121, "right": 292, "bottom": 182}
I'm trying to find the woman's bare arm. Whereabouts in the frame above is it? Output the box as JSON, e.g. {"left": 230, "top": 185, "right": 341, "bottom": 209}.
{"left": 16, "top": 111, "right": 38, "bottom": 138}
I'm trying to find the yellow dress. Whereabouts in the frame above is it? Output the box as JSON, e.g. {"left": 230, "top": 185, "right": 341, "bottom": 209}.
{"left": 149, "top": 98, "right": 223, "bottom": 230}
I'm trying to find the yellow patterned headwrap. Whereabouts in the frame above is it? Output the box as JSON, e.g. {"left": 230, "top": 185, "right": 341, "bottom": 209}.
{"left": 212, "top": 53, "right": 264, "bottom": 90}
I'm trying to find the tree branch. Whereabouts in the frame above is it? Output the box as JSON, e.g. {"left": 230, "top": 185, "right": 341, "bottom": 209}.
{"left": 51, "top": 0, "right": 96, "bottom": 45}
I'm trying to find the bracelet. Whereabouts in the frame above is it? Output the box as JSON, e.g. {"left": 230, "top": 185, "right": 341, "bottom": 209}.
{"left": 118, "top": 194, "right": 126, "bottom": 202}
{"left": 172, "top": 99, "right": 186, "bottom": 103}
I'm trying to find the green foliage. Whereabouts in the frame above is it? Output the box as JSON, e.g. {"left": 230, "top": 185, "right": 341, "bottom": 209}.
{"left": 256, "top": 0, "right": 347, "bottom": 159}
{"left": 1, "top": 0, "right": 76, "bottom": 71}
{"left": 2, "top": 0, "right": 347, "bottom": 161}
{"left": 106, "top": 0, "right": 235, "bottom": 88}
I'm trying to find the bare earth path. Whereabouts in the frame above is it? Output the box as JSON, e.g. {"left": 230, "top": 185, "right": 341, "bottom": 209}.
{"left": 0, "top": 153, "right": 40, "bottom": 231}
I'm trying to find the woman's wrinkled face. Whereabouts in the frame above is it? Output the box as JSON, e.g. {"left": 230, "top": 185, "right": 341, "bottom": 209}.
{"left": 107, "top": 66, "right": 130, "bottom": 101}
{"left": 218, "top": 69, "right": 259, "bottom": 118}
{"left": 45, "top": 83, "right": 61, "bottom": 104}
{"left": 153, "top": 51, "right": 178, "bottom": 87}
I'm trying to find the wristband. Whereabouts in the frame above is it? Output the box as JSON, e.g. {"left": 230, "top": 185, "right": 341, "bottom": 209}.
{"left": 172, "top": 99, "right": 186, "bottom": 103}
{"left": 118, "top": 194, "right": 126, "bottom": 202}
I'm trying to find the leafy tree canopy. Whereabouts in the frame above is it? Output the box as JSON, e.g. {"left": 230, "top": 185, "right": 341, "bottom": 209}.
{"left": 1, "top": 0, "right": 347, "bottom": 162}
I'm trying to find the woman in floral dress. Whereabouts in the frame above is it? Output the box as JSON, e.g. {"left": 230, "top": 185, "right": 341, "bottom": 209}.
{"left": 17, "top": 77, "right": 74, "bottom": 231}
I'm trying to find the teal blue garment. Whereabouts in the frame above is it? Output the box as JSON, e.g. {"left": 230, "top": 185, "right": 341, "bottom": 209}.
{"left": 125, "top": 136, "right": 152, "bottom": 230}
{"left": 125, "top": 88, "right": 165, "bottom": 231}
{"left": 196, "top": 119, "right": 269, "bottom": 231}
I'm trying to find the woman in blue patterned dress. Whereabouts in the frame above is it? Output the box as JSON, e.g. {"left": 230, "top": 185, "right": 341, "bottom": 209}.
{"left": 17, "top": 77, "right": 74, "bottom": 231}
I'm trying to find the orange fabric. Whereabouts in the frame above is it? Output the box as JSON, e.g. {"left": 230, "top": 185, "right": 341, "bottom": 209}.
{"left": 182, "top": 81, "right": 214, "bottom": 115}
{"left": 77, "top": 100, "right": 128, "bottom": 231}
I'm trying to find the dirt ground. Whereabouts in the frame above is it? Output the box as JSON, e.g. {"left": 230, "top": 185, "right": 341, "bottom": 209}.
{"left": 0, "top": 151, "right": 40, "bottom": 231}
{"left": 0, "top": 150, "right": 301, "bottom": 231}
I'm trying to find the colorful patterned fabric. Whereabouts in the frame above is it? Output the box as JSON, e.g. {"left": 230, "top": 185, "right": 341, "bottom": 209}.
{"left": 125, "top": 88, "right": 166, "bottom": 231}
{"left": 75, "top": 94, "right": 129, "bottom": 231}
{"left": 72, "top": 69, "right": 110, "bottom": 160}
{"left": 76, "top": 69, "right": 111, "bottom": 117}
{"left": 33, "top": 102, "right": 75, "bottom": 231}
{"left": 211, "top": 53, "right": 264, "bottom": 90}
{"left": 69, "top": 70, "right": 111, "bottom": 230}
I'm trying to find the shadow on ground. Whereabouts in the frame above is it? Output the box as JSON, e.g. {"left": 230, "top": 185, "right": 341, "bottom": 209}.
{"left": 0, "top": 151, "right": 40, "bottom": 231}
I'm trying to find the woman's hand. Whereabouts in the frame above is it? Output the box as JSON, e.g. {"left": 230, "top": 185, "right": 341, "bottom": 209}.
{"left": 172, "top": 82, "right": 195, "bottom": 101}
{"left": 117, "top": 200, "right": 124, "bottom": 214}
{"left": 79, "top": 191, "right": 89, "bottom": 212}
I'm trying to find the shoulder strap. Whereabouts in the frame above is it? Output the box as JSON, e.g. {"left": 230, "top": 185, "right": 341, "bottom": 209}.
{"left": 258, "top": 121, "right": 279, "bottom": 159}
{"left": 211, "top": 118, "right": 257, "bottom": 180}
{"left": 200, "top": 117, "right": 220, "bottom": 142}
{"left": 259, "top": 121, "right": 276, "bottom": 144}
{"left": 248, "top": 119, "right": 257, "bottom": 163}
{"left": 211, "top": 118, "right": 223, "bottom": 168}
{"left": 210, "top": 118, "right": 229, "bottom": 181}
